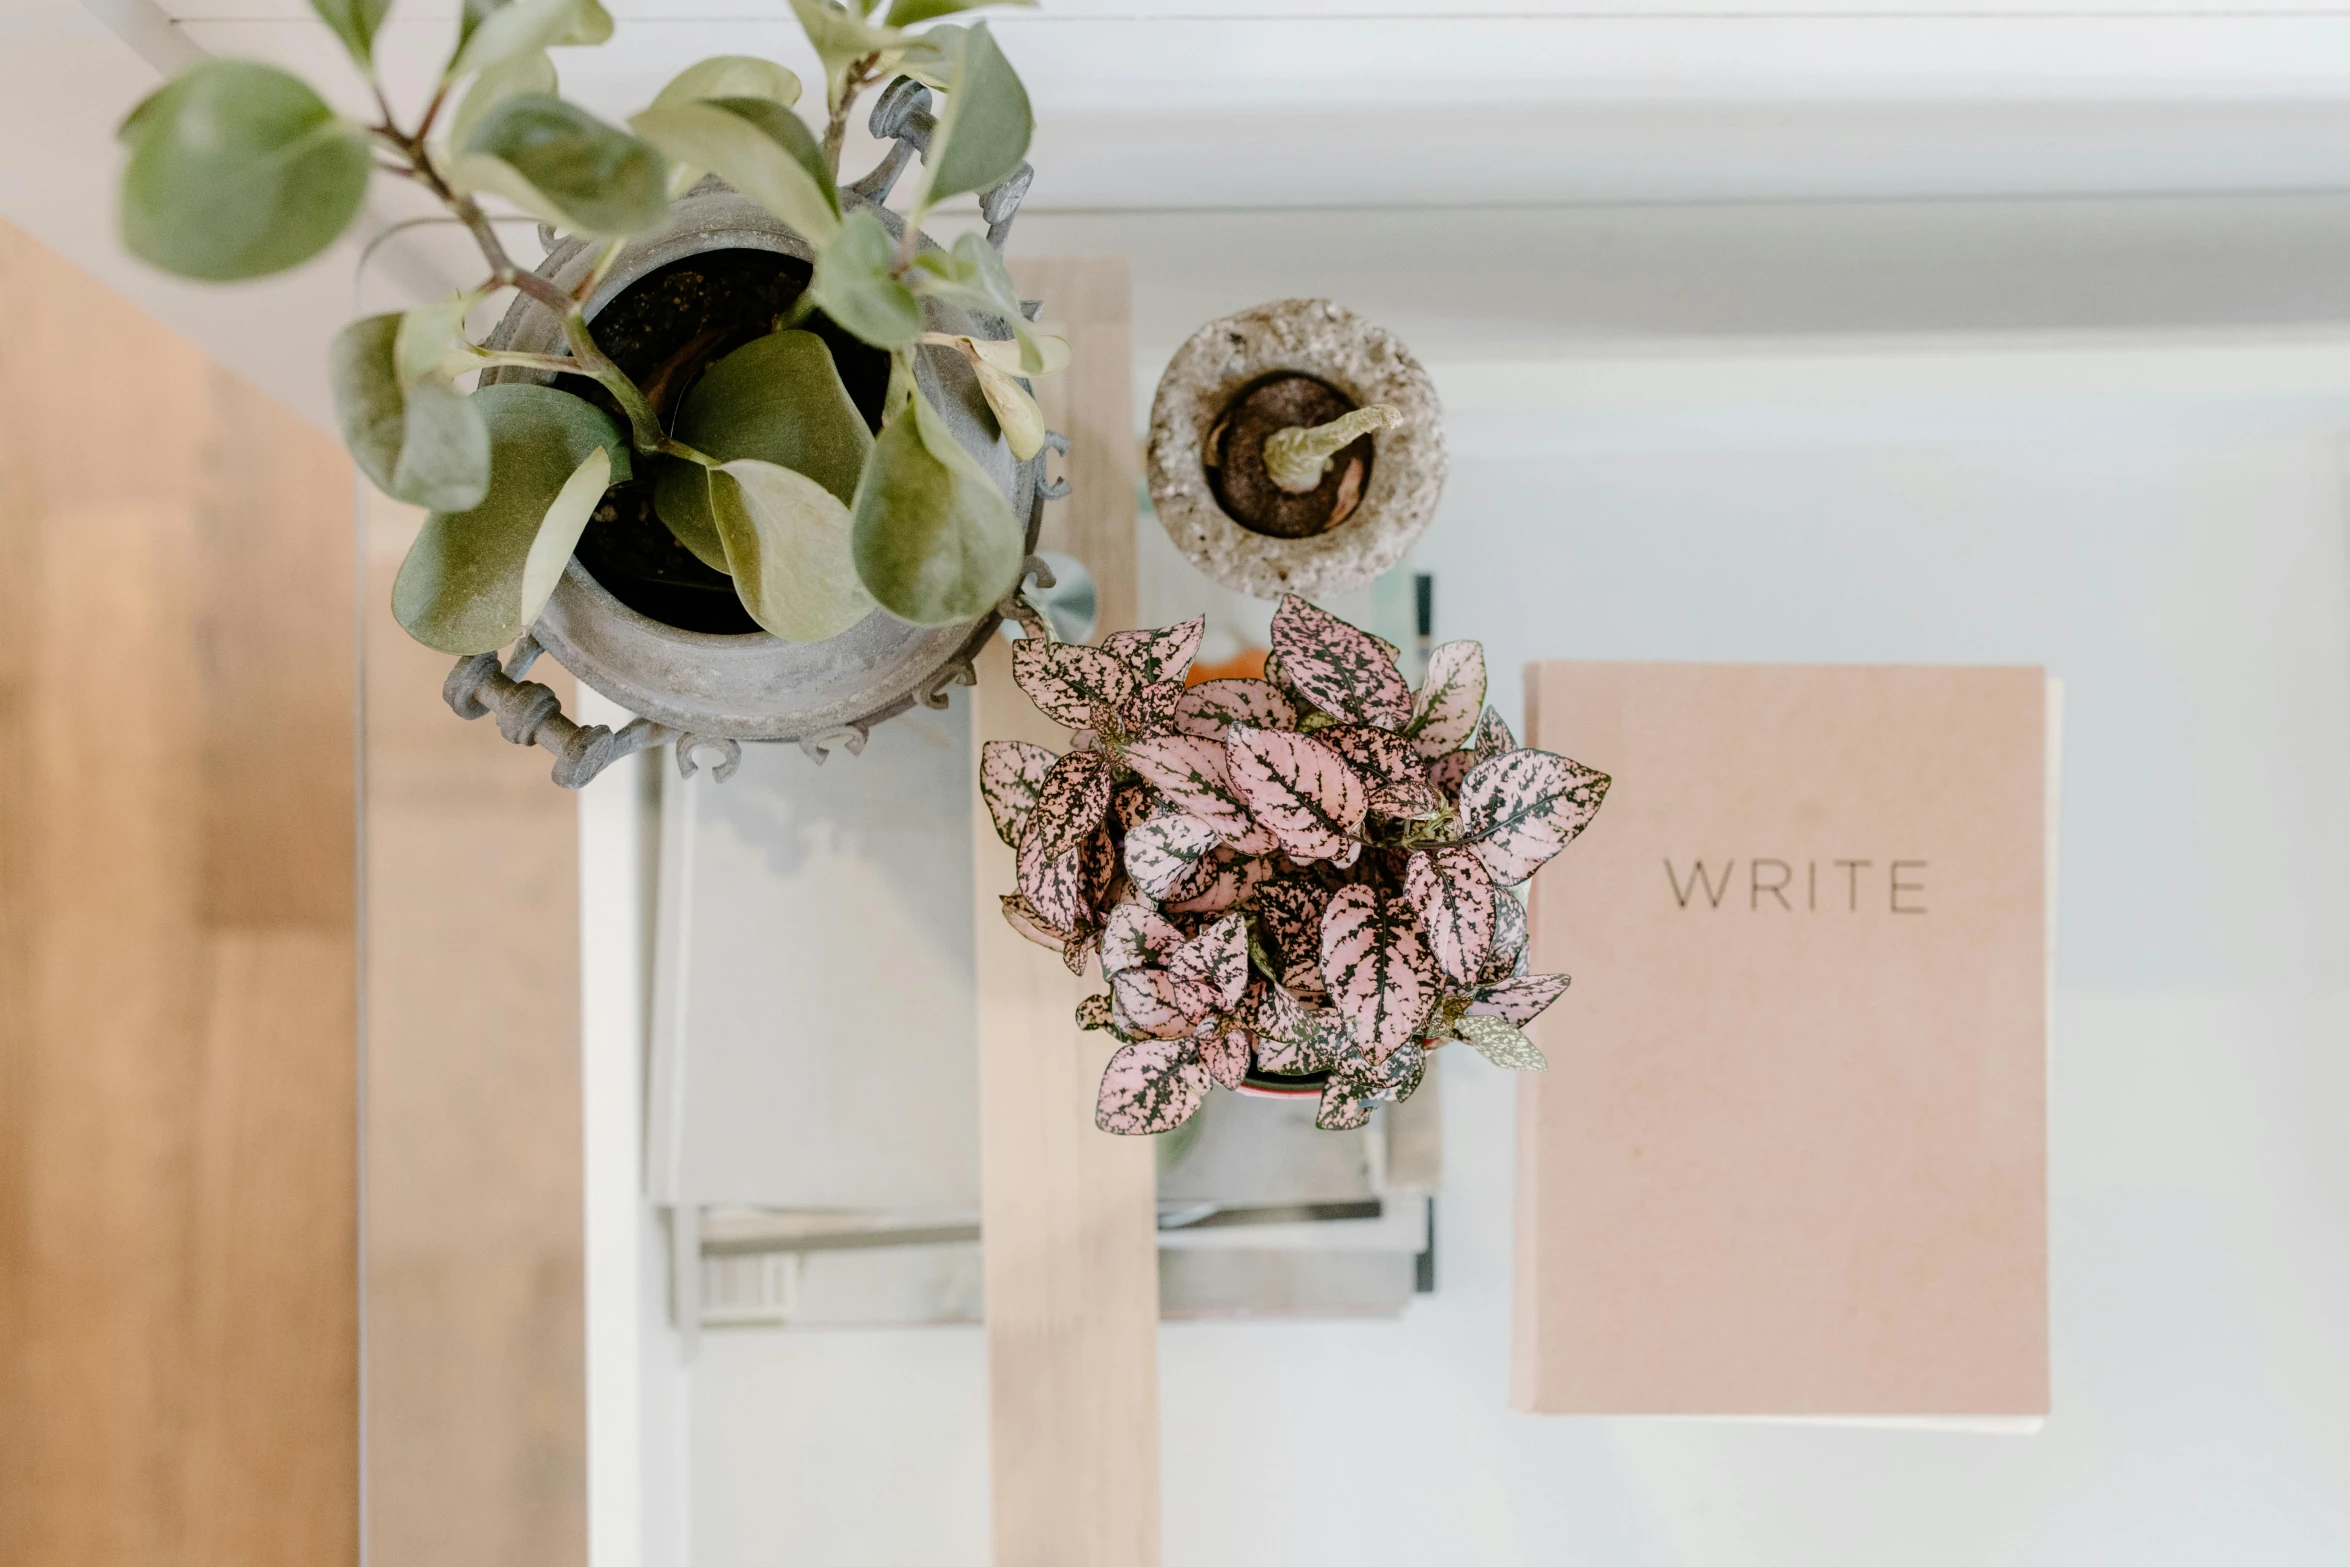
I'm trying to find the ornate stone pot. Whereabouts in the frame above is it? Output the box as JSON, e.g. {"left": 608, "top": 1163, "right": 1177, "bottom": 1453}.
{"left": 439, "top": 113, "right": 1053, "bottom": 787}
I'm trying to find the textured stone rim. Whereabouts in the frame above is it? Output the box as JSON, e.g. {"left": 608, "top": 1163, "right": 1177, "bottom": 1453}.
{"left": 1146, "top": 298, "right": 1445, "bottom": 601}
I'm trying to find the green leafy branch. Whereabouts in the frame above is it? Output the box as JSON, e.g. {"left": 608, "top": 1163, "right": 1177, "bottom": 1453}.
{"left": 116, "top": 0, "right": 1060, "bottom": 656}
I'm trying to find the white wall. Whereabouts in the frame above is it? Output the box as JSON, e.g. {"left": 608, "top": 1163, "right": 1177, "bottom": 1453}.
{"left": 678, "top": 346, "right": 2350, "bottom": 1565}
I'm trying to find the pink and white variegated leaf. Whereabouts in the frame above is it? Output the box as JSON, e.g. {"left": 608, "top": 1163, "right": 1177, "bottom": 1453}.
{"left": 1016, "top": 834, "right": 1091, "bottom": 934}
{"left": 1174, "top": 678, "right": 1298, "bottom": 738}
{"left": 1103, "top": 614, "right": 1204, "bottom": 685}
{"left": 1075, "top": 991, "right": 1120, "bottom": 1033}
{"left": 1095, "top": 1036, "right": 1211, "bottom": 1134}
{"left": 1259, "top": 651, "right": 1305, "bottom": 708}
{"left": 1000, "top": 894, "right": 1068, "bottom": 950}
{"left": 1082, "top": 826, "right": 1118, "bottom": 909}
{"left": 1120, "top": 680, "right": 1186, "bottom": 738}
{"left": 1405, "top": 640, "right": 1487, "bottom": 757}
{"left": 1011, "top": 639, "right": 1139, "bottom": 729}
{"left": 1425, "top": 747, "right": 1474, "bottom": 799}
{"left": 1061, "top": 926, "right": 1098, "bottom": 977}
{"left": 1167, "top": 912, "right": 1248, "bottom": 1018}
{"left": 1253, "top": 877, "right": 1333, "bottom": 995}
{"left": 979, "top": 740, "right": 1058, "bottom": 848}
{"left": 1482, "top": 887, "right": 1530, "bottom": 983}
{"left": 1199, "top": 1025, "right": 1251, "bottom": 1091}
{"left": 1121, "top": 811, "right": 1221, "bottom": 901}
{"left": 1269, "top": 593, "right": 1414, "bottom": 730}
{"left": 1018, "top": 750, "right": 1111, "bottom": 862}
{"left": 1111, "top": 777, "right": 1160, "bottom": 832}
{"left": 1162, "top": 846, "right": 1273, "bottom": 914}
{"left": 1368, "top": 779, "right": 1443, "bottom": 822}
{"left": 1460, "top": 749, "right": 1611, "bottom": 884}
{"left": 1119, "top": 733, "right": 1262, "bottom": 846}
{"left": 1318, "top": 884, "right": 1437, "bottom": 1063}
{"left": 1101, "top": 901, "right": 1187, "bottom": 975}
{"left": 1316, "top": 1082, "right": 1375, "bottom": 1130}
{"left": 1471, "top": 706, "right": 1516, "bottom": 764}
{"left": 1470, "top": 971, "right": 1570, "bottom": 1025}
{"left": 1316, "top": 722, "right": 1424, "bottom": 791}
{"left": 1223, "top": 725, "right": 1368, "bottom": 862}
{"left": 1315, "top": 1035, "right": 1426, "bottom": 1131}
{"left": 1404, "top": 846, "right": 1496, "bottom": 986}
{"left": 1110, "top": 966, "right": 1191, "bottom": 1040}
{"left": 1251, "top": 983, "right": 1341, "bottom": 1076}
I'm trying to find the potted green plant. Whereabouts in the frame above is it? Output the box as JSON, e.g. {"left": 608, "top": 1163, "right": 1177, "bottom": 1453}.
{"left": 982, "top": 593, "right": 1611, "bottom": 1133}
{"left": 116, "top": 0, "right": 1067, "bottom": 782}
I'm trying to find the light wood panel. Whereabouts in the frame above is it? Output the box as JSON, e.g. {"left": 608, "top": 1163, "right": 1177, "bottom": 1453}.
{"left": 0, "top": 219, "right": 356, "bottom": 1567}
{"left": 972, "top": 257, "right": 1160, "bottom": 1567}
{"left": 362, "top": 491, "right": 587, "bottom": 1567}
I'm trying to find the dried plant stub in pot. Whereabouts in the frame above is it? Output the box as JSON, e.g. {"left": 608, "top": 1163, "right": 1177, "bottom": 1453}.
{"left": 1148, "top": 298, "right": 1445, "bottom": 601}
{"left": 1204, "top": 373, "right": 1375, "bottom": 539}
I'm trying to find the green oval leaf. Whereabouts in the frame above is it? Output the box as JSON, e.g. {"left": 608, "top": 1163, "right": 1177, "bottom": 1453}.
{"left": 310, "top": 0, "right": 391, "bottom": 66}
{"left": 394, "top": 293, "right": 481, "bottom": 387}
{"left": 653, "top": 328, "right": 871, "bottom": 558}
{"left": 811, "top": 206, "right": 922, "bottom": 350}
{"left": 647, "top": 458, "right": 728, "bottom": 572}
{"left": 911, "top": 20, "right": 1030, "bottom": 208}
{"left": 708, "top": 459, "right": 878, "bottom": 641}
{"left": 451, "top": 94, "right": 669, "bottom": 238}
{"left": 953, "top": 330, "right": 1068, "bottom": 378}
{"left": 651, "top": 55, "right": 803, "bottom": 111}
{"left": 908, "top": 231, "right": 1048, "bottom": 367}
{"left": 117, "top": 60, "right": 370, "bottom": 282}
{"left": 788, "top": 0, "right": 904, "bottom": 107}
{"left": 332, "top": 313, "right": 412, "bottom": 487}
{"left": 392, "top": 384, "right": 630, "bottom": 654}
{"left": 886, "top": 0, "right": 1034, "bottom": 26}
{"left": 964, "top": 349, "right": 1044, "bottom": 460}
{"left": 448, "top": 48, "right": 558, "bottom": 154}
{"left": 449, "top": 0, "right": 612, "bottom": 81}
{"left": 629, "top": 97, "right": 838, "bottom": 243}
{"left": 332, "top": 312, "right": 494, "bottom": 512}
{"left": 850, "top": 384, "right": 1021, "bottom": 626}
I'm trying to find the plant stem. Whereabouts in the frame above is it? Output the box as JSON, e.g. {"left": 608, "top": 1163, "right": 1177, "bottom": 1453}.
{"left": 573, "top": 237, "right": 627, "bottom": 304}
{"left": 894, "top": 198, "right": 925, "bottom": 271}
{"left": 413, "top": 80, "right": 453, "bottom": 146}
{"left": 468, "top": 348, "right": 579, "bottom": 375}
{"left": 373, "top": 124, "right": 666, "bottom": 453}
{"left": 560, "top": 313, "right": 664, "bottom": 451}
{"left": 820, "top": 54, "right": 880, "bottom": 176}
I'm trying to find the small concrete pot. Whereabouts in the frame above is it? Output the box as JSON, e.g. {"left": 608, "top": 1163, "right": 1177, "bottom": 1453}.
{"left": 1146, "top": 298, "right": 1444, "bottom": 602}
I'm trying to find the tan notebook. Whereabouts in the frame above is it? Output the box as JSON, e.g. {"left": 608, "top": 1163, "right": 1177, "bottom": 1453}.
{"left": 1513, "top": 662, "right": 2052, "bottom": 1424}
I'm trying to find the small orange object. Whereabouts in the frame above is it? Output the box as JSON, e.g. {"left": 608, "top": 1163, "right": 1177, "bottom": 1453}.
{"left": 1186, "top": 646, "right": 1267, "bottom": 685}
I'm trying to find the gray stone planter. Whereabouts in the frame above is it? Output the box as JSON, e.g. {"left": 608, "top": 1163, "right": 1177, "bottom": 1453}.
{"left": 440, "top": 114, "right": 1052, "bottom": 788}
{"left": 1146, "top": 298, "right": 1443, "bottom": 602}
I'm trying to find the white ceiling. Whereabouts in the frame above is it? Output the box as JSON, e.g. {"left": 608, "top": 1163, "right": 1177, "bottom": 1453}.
{"left": 14, "top": 0, "right": 2350, "bottom": 434}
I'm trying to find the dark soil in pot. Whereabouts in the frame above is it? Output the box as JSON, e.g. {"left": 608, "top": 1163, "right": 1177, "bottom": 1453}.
{"left": 554, "top": 248, "right": 892, "bottom": 636}
{"left": 1204, "top": 372, "right": 1378, "bottom": 541}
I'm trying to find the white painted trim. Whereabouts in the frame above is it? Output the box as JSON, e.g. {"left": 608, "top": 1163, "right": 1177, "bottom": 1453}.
{"left": 646, "top": 761, "right": 697, "bottom": 1208}
{"left": 1426, "top": 330, "right": 2350, "bottom": 455}
{"left": 577, "top": 689, "right": 653, "bottom": 1567}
